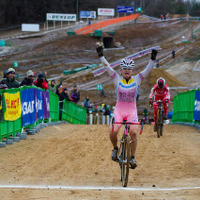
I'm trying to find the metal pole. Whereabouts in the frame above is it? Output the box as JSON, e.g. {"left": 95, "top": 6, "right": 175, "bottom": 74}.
{"left": 76, "top": 0, "right": 78, "bottom": 22}
{"left": 143, "top": 0, "right": 145, "bottom": 12}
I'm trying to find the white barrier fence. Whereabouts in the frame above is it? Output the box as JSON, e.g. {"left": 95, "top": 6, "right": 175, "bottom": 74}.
{"left": 87, "top": 113, "right": 111, "bottom": 125}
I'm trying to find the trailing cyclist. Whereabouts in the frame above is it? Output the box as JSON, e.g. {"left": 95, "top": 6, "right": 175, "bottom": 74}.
{"left": 149, "top": 77, "right": 170, "bottom": 132}
{"left": 96, "top": 45, "right": 158, "bottom": 169}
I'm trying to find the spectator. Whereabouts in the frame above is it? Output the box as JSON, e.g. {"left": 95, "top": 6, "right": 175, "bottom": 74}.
{"left": 172, "top": 49, "right": 175, "bottom": 58}
{"left": 101, "top": 86, "right": 105, "bottom": 97}
{"left": 103, "top": 104, "right": 110, "bottom": 116}
{"left": 143, "top": 108, "right": 148, "bottom": 121}
{"left": 84, "top": 96, "right": 91, "bottom": 113}
{"left": 0, "top": 68, "right": 20, "bottom": 88}
{"left": 71, "top": 85, "right": 80, "bottom": 104}
{"left": 48, "top": 73, "right": 64, "bottom": 94}
{"left": 3, "top": 70, "right": 8, "bottom": 78}
{"left": 156, "top": 59, "right": 160, "bottom": 68}
{"left": 34, "top": 73, "right": 48, "bottom": 90}
{"left": 0, "top": 82, "right": 8, "bottom": 90}
{"left": 59, "top": 88, "right": 71, "bottom": 120}
{"left": 20, "top": 70, "right": 35, "bottom": 86}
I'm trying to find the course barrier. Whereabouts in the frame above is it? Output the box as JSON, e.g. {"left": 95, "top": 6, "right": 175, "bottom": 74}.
{"left": 0, "top": 86, "right": 59, "bottom": 141}
{"left": 62, "top": 100, "right": 86, "bottom": 124}
{"left": 172, "top": 89, "right": 200, "bottom": 124}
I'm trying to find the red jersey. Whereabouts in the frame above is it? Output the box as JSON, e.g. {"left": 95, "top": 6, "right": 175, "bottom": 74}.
{"left": 149, "top": 83, "right": 170, "bottom": 101}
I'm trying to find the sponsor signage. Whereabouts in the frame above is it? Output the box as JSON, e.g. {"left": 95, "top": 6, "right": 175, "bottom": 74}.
{"left": 0, "top": 94, "right": 3, "bottom": 122}
{"left": 35, "top": 89, "right": 44, "bottom": 120}
{"left": 46, "top": 13, "right": 76, "bottom": 21}
{"left": 194, "top": 90, "right": 200, "bottom": 121}
{"left": 80, "top": 11, "right": 96, "bottom": 18}
{"left": 97, "top": 84, "right": 103, "bottom": 90}
{"left": 21, "top": 88, "right": 36, "bottom": 126}
{"left": 98, "top": 8, "right": 115, "bottom": 16}
{"left": 4, "top": 92, "right": 22, "bottom": 121}
{"left": 22, "top": 24, "right": 40, "bottom": 32}
{"left": 117, "top": 6, "right": 134, "bottom": 13}
{"left": 42, "top": 91, "right": 50, "bottom": 119}
{"left": 14, "top": 62, "right": 18, "bottom": 68}
{"left": 136, "top": 7, "right": 142, "bottom": 12}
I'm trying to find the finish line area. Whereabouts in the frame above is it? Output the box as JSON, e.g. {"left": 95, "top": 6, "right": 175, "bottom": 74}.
{"left": 0, "top": 184, "right": 200, "bottom": 191}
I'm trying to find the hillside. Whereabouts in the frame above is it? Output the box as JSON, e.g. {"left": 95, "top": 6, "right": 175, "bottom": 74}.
{"left": 0, "top": 15, "right": 200, "bottom": 116}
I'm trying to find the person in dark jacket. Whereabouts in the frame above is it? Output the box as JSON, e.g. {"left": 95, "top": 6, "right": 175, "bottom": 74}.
{"left": 0, "top": 68, "right": 20, "bottom": 88}
{"left": 84, "top": 96, "right": 91, "bottom": 113}
{"left": 34, "top": 73, "right": 48, "bottom": 90}
{"left": 71, "top": 85, "right": 80, "bottom": 104}
{"left": 20, "top": 70, "right": 35, "bottom": 86}
{"left": 59, "top": 88, "right": 71, "bottom": 120}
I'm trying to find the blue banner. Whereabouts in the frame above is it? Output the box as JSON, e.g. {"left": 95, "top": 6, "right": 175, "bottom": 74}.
{"left": 80, "top": 11, "right": 96, "bottom": 18}
{"left": 117, "top": 6, "right": 134, "bottom": 13}
{"left": 35, "top": 89, "right": 44, "bottom": 120}
{"left": 21, "top": 88, "right": 36, "bottom": 126}
{"left": 194, "top": 90, "right": 200, "bottom": 121}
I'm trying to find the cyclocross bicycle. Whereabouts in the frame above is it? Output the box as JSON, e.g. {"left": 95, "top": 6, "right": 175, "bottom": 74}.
{"left": 156, "top": 100, "right": 164, "bottom": 138}
{"left": 112, "top": 118, "right": 144, "bottom": 187}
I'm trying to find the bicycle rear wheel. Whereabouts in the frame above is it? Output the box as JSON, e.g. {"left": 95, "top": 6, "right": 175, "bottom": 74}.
{"left": 120, "top": 136, "right": 130, "bottom": 187}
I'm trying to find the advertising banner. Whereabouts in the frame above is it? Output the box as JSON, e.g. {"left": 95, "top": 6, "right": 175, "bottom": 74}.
{"left": 35, "top": 89, "right": 44, "bottom": 120}
{"left": 46, "top": 13, "right": 76, "bottom": 21}
{"left": 0, "top": 94, "right": 3, "bottom": 122}
{"left": 22, "top": 24, "right": 40, "bottom": 32}
{"left": 21, "top": 88, "right": 36, "bottom": 126}
{"left": 80, "top": 11, "right": 96, "bottom": 19}
{"left": 117, "top": 6, "right": 134, "bottom": 13}
{"left": 42, "top": 91, "right": 50, "bottom": 119}
{"left": 4, "top": 92, "right": 22, "bottom": 121}
{"left": 194, "top": 90, "right": 200, "bottom": 121}
{"left": 98, "top": 8, "right": 115, "bottom": 16}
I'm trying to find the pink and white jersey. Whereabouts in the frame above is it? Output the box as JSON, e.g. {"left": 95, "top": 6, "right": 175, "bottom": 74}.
{"left": 100, "top": 56, "right": 155, "bottom": 123}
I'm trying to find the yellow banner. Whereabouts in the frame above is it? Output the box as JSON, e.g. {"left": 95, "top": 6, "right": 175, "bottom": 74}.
{"left": 4, "top": 92, "right": 22, "bottom": 121}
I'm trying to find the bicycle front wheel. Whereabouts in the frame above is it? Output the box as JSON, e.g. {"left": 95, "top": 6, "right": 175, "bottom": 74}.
{"left": 156, "top": 109, "right": 161, "bottom": 138}
{"left": 121, "top": 136, "right": 130, "bottom": 187}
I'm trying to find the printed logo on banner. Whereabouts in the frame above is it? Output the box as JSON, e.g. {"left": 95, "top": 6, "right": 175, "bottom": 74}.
{"left": 35, "top": 89, "right": 44, "bottom": 120}
{"left": 21, "top": 88, "right": 36, "bottom": 126}
{"left": 4, "top": 92, "right": 22, "bottom": 121}
{"left": 194, "top": 90, "right": 200, "bottom": 121}
{"left": 98, "top": 8, "right": 115, "bottom": 16}
{"left": 117, "top": 6, "right": 134, "bottom": 13}
{"left": 80, "top": 11, "right": 96, "bottom": 18}
{"left": 42, "top": 91, "right": 50, "bottom": 119}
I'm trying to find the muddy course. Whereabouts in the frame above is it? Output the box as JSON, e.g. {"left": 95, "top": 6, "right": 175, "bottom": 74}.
{"left": 0, "top": 15, "right": 200, "bottom": 199}
{"left": 0, "top": 124, "right": 200, "bottom": 199}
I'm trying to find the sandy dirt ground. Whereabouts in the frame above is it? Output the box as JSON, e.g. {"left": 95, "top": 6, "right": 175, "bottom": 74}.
{"left": 0, "top": 124, "right": 200, "bottom": 199}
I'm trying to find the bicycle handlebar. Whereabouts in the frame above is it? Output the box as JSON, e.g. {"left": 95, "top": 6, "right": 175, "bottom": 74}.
{"left": 111, "top": 118, "right": 144, "bottom": 135}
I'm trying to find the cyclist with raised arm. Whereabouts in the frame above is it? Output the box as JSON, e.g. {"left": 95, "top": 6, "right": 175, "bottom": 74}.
{"left": 96, "top": 46, "right": 158, "bottom": 169}
{"left": 149, "top": 77, "right": 170, "bottom": 132}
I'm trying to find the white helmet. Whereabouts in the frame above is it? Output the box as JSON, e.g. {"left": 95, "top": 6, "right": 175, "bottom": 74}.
{"left": 120, "top": 58, "right": 135, "bottom": 70}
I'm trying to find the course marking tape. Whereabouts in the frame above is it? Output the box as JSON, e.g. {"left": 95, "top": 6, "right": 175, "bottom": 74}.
{"left": 0, "top": 185, "right": 200, "bottom": 191}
